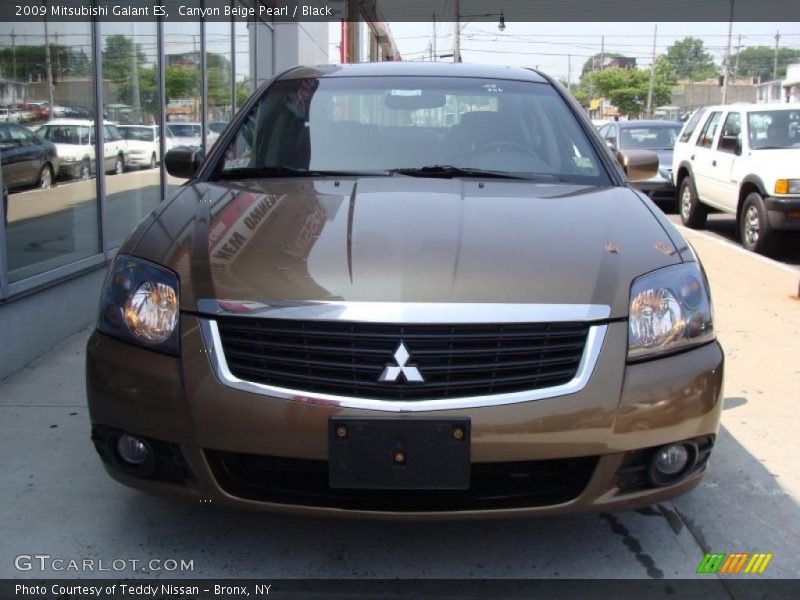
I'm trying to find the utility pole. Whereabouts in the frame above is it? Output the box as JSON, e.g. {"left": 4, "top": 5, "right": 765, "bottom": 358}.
{"left": 567, "top": 54, "right": 571, "bottom": 93}
{"left": 432, "top": 13, "right": 436, "bottom": 62}
{"left": 721, "top": 0, "right": 735, "bottom": 105}
{"left": 774, "top": 30, "right": 780, "bottom": 80}
{"left": 646, "top": 24, "right": 657, "bottom": 118}
{"left": 600, "top": 36, "right": 605, "bottom": 71}
{"left": 453, "top": 0, "right": 461, "bottom": 63}
{"left": 43, "top": 9, "right": 55, "bottom": 120}
{"left": 733, "top": 33, "right": 742, "bottom": 79}
{"left": 11, "top": 29, "right": 16, "bottom": 80}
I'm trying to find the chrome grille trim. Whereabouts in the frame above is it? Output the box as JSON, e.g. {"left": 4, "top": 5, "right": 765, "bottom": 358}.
{"left": 196, "top": 300, "right": 611, "bottom": 323}
{"left": 199, "top": 316, "right": 608, "bottom": 413}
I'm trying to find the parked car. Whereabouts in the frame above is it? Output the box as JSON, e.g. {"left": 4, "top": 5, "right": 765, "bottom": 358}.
{"left": 165, "top": 122, "right": 219, "bottom": 151}
{"left": 0, "top": 107, "right": 8, "bottom": 123}
{"left": 87, "top": 63, "right": 723, "bottom": 517}
{"left": 0, "top": 122, "right": 58, "bottom": 191}
{"left": 118, "top": 125, "right": 160, "bottom": 169}
{"left": 600, "top": 119, "right": 682, "bottom": 209}
{"left": 35, "top": 119, "right": 128, "bottom": 179}
{"left": 673, "top": 103, "right": 800, "bottom": 254}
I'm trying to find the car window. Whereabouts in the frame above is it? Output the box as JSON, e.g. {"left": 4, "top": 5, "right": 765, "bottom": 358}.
{"left": 219, "top": 76, "right": 611, "bottom": 185}
{"left": 104, "top": 125, "right": 123, "bottom": 142}
{"left": 679, "top": 109, "right": 705, "bottom": 143}
{"left": 717, "top": 112, "right": 742, "bottom": 154}
{"left": 696, "top": 112, "right": 722, "bottom": 148}
{"left": 167, "top": 124, "right": 201, "bottom": 138}
{"left": 37, "top": 124, "right": 91, "bottom": 145}
{"left": 748, "top": 109, "right": 800, "bottom": 150}
{"left": 8, "top": 125, "right": 33, "bottom": 143}
{"left": 120, "top": 127, "right": 155, "bottom": 142}
{"left": 619, "top": 125, "right": 680, "bottom": 150}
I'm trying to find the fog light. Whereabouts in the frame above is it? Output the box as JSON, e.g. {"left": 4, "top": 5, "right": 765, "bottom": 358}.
{"left": 654, "top": 444, "right": 689, "bottom": 474}
{"left": 116, "top": 434, "right": 150, "bottom": 465}
{"left": 648, "top": 443, "right": 694, "bottom": 486}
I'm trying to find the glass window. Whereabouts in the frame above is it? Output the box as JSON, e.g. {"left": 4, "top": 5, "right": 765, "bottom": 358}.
{"left": 748, "top": 109, "right": 800, "bottom": 150}
{"left": 100, "top": 22, "right": 162, "bottom": 249}
{"left": 219, "top": 76, "right": 611, "bottom": 185}
{"left": 0, "top": 21, "right": 100, "bottom": 284}
{"left": 205, "top": 21, "right": 233, "bottom": 149}
{"left": 696, "top": 112, "right": 722, "bottom": 148}
{"left": 619, "top": 125, "right": 680, "bottom": 151}
{"left": 717, "top": 112, "right": 742, "bottom": 154}
{"left": 679, "top": 108, "right": 706, "bottom": 143}
{"left": 235, "top": 10, "right": 253, "bottom": 112}
{"left": 164, "top": 21, "right": 201, "bottom": 190}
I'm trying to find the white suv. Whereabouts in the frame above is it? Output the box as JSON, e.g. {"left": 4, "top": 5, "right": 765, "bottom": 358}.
{"left": 34, "top": 120, "right": 129, "bottom": 180}
{"left": 672, "top": 103, "right": 800, "bottom": 254}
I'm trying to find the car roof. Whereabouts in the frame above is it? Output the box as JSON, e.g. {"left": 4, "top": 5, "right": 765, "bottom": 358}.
{"left": 617, "top": 120, "right": 682, "bottom": 128}
{"left": 40, "top": 119, "right": 115, "bottom": 126}
{"left": 277, "top": 61, "right": 549, "bottom": 84}
{"left": 699, "top": 103, "right": 800, "bottom": 112}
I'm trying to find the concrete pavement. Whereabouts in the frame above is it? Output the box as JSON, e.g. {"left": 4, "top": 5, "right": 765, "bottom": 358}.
{"left": 0, "top": 225, "right": 798, "bottom": 580}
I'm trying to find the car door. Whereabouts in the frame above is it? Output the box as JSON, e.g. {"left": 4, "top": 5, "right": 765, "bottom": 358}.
{"left": 690, "top": 110, "right": 723, "bottom": 202}
{"left": 705, "top": 111, "right": 742, "bottom": 211}
{"left": 0, "top": 124, "right": 24, "bottom": 187}
{"left": 103, "top": 125, "right": 120, "bottom": 171}
{"left": 9, "top": 125, "right": 45, "bottom": 186}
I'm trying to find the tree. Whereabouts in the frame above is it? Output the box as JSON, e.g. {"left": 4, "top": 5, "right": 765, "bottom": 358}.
{"left": 164, "top": 66, "right": 200, "bottom": 103}
{"left": 733, "top": 46, "right": 800, "bottom": 81}
{"left": 588, "top": 67, "right": 671, "bottom": 117}
{"left": 664, "top": 37, "right": 718, "bottom": 81}
{"left": 101, "top": 35, "right": 147, "bottom": 86}
{"left": 0, "top": 44, "right": 90, "bottom": 82}
{"left": 236, "top": 79, "right": 254, "bottom": 108}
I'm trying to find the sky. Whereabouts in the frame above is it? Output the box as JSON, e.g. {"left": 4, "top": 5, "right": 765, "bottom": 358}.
{"left": 329, "top": 21, "right": 800, "bottom": 82}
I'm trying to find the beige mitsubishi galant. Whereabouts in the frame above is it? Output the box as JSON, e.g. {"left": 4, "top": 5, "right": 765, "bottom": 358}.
{"left": 87, "top": 63, "right": 723, "bottom": 517}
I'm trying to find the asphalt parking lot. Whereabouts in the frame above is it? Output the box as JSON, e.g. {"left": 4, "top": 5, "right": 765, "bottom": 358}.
{"left": 1, "top": 224, "right": 798, "bottom": 582}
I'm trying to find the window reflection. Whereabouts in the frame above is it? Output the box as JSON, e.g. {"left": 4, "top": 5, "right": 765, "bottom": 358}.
{"left": 100, "top": 22, "right": 162, "bottom": 248}
{"left": 0, "top": 21, "right": 99, "bottom": 283}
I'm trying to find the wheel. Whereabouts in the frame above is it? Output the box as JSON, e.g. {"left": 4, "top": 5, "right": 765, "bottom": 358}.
{"left": 37, "top": 164, "right": 54, "bottom": 189}
{"left": 678, "top": 176, "right": 707, "bottom": 229}
{"left": 148, "top": 153, "right": 157, "bottom": 169}
{"left": 740, "top": 192, "right": 777, "bottom": 255}
{"left": 114, "top": 155, "right": 125, "bottom": 175}
{"left": 80, "top": 159, "right": 91, "bottom": 180}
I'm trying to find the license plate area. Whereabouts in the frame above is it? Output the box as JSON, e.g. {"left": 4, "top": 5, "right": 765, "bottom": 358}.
{"left": 329, "top": 417, "right": 470, "bottom": 490}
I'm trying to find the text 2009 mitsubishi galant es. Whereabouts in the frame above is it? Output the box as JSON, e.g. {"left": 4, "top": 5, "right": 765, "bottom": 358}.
{"left": 87, "top": 63, "right": 723, "bottom": 517}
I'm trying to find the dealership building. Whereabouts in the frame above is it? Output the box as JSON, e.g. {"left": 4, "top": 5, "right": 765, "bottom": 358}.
{"left": 0, "top": 2, "right": 399, "bottom": 378}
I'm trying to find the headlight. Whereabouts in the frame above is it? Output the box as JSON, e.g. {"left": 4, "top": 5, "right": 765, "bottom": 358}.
{"left": 628, "top": 263, "right": 714, "bottom": 360}
{"left": 96, "top": 255, "right": 180, "bottom": 355}
{"left": 774, "top": 179, "right": 800, "bottom": 194}
{"left": 60, "top": 155, "right": 76, "bottom": 162}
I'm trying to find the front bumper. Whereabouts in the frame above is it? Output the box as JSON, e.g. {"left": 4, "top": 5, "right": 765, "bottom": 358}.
{"left": 632, "top": 179, "right": 676, "bottom": 205}
{"left": 765, "top": 196, "right": 800, "bottom": 230}
{"left": 86, "top": 316, "right": 724, "bottom": 518}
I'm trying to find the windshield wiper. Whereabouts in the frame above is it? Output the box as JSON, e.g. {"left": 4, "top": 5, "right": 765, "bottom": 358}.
{"left": 217, "top": 166, "right": 387, "bottom": 179}
{"left": 389, "top": 165, "right": 556, "bottom": 181}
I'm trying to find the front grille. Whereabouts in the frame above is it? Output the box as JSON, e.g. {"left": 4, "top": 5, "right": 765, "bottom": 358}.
{"left": 216, "top": 318, "right": 590, "bottom": 400}
{"left": 206, "top": 451, "right": 598, "bottom": 511}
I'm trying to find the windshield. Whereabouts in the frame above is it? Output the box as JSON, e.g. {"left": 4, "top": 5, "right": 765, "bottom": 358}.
{"left": 218, "top": 76, "right": 610, "bottom": 185}
{"left": 120, "top": 127, "right": 154, "bottom": 142}
{"left": 619, "top": 125, "right": 680, "bottom": 150}
{"left": 36, "top": 124, "right": 90, "bottom": 145}
{"left": 167, "top": 124, "right": 200, "bottom": 138}
{"left": 748, "top": 110, "right": 800, "bottom": 150}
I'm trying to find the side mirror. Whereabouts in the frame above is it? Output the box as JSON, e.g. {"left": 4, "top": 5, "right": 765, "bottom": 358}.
{"left": 164, "top": 146, "right": 204, "bottom": 179}
{"left": 720, "top": 135, "right": 741, "bottom": 155}
{"left": 616, "top": 149, "right": 659, "bottom": 182}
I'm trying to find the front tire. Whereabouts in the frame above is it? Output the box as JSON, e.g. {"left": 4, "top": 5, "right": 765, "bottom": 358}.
{"left": 80, "top": 158, "right": 91, "bottom": 180}
{"left": 38, "top": 164, "right": 54, "bottom": 189}
{"left": 740, "top": 192, "right": 777, "bottom": 255}
{"left": 679, "top": 176, "right": 707, "bottom": 229}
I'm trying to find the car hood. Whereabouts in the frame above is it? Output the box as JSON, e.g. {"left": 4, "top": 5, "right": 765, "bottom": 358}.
{"left": 131, "top": 177, "right": 685, "bottom": 318}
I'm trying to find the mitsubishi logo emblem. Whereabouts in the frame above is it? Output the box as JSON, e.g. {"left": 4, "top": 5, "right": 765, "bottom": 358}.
{"left": 379, "top": 342, "right": 424, "bottom": 383}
